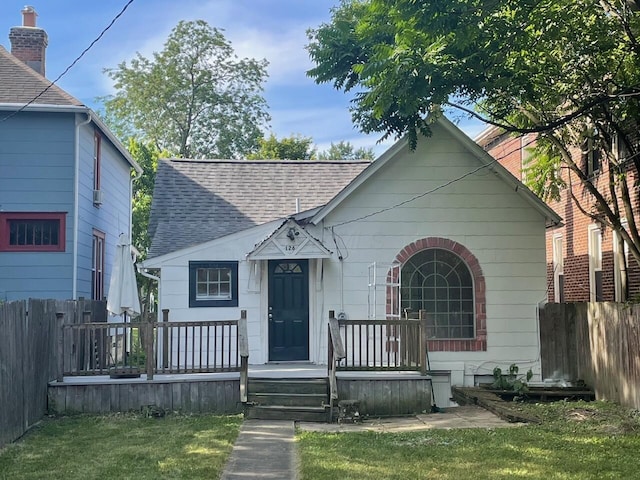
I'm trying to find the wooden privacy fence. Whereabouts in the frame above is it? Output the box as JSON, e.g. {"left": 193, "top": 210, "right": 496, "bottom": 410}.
{"left": 59, "top": 309, "right": 248, "bottom": 379}
{"left": 540, "top": 302, "right": 640, "bottom": 409}
{"left": 0, "top": 299, "right": 105, "bottom": 448}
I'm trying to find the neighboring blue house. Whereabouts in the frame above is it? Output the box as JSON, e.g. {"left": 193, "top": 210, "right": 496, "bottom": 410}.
{"left": 0, "top": 8, "right": 142, "bottom": 302}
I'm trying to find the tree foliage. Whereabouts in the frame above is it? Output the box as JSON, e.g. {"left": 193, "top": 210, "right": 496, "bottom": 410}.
{"left": 317, "top": 140, "right": 375, "bottom": 160}
{"left": 246, "top": 133, "right": 316, "bottom": 160}
{"left": 104, "top": 20, "right": 270, "bottom": 159}
{"left": 308, "top": 0, "right": 640, "bottom": 271}
{"left": 128, "top": 139, "right": 165, "bottom": 317}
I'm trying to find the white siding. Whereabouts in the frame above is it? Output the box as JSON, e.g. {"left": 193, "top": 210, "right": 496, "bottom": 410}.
{"left": 316, "top": 122, "right": 547, "bottom": 386}
{"left": 153, "top": 122, "right": 549, "bottom": 385}
{"left": 151, "top": 223, "right": 278, "bottom": 364}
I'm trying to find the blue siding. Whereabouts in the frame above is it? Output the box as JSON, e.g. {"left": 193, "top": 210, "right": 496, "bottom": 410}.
{"left": 0, "top": 112, "right": 75, "bottom": 301}
{"left": 75, "top": 123, "right": 132, "bottom": 300}
{"left": 0, "top": 111, "right": 134, "bottom": 302}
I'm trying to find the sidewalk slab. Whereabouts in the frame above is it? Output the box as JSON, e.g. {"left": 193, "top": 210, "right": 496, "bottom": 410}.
{"left": 221, "top": 420, "right": 298, "bottom": 480}
{"left": 297, "top": 405, "right": 523, "bottom": 433}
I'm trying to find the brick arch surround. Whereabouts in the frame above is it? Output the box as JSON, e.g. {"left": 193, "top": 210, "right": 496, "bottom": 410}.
{"left": 390, "top": 237, "right": 487, "bottom": 352}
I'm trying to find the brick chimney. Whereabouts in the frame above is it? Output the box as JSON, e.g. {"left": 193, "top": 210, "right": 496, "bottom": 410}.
{"left": 9, "top": 6, "right": 48, "bottom": 76}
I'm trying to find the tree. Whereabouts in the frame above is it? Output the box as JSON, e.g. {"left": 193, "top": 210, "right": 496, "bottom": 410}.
{"left": 307, "top": 0, "right": 640, "bottom": 266}
{"left": 104, "top": 20, "right": 270, "bottom": 159}
{"left": 128, "top": 139, "right": 164, "bottom": 318}
{"left": 317, "top": 140, "right": 375, "bottom": 160}
{"left": 247, "top": 133, "right": 316, "bottom": 160}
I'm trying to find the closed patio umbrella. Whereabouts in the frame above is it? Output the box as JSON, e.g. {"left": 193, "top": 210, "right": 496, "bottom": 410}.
{"left": 106, "top": 234, "right": 141, "bottom": 377}
{"left": 107, "top": 233, "right": 141, "bottom": 318}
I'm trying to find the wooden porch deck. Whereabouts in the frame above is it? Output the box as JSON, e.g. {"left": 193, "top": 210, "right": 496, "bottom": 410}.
{"left": 54, "top": 362, "right": 432, "bottom": 383}
{"left": 48, "top": 363, "right": 436, "bottom": 417}
{"left": 49, "top": 310, "right": 440, "bottom": 418}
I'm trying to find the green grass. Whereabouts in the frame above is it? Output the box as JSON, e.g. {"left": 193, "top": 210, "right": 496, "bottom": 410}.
{"left": 297, "top": 401, "right": 640, "bottom": 480}
{"left": 0, "top": 413, "right": 242, "bottom": 480}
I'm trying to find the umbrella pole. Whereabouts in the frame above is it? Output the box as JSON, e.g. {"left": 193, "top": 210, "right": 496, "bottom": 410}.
{"left": 124, "top": 311, "right": 128, "bottom": 366}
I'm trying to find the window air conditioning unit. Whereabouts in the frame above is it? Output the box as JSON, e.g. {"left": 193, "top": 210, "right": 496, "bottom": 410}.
{"left": 93, "top": 189, "right": 103, "bottom": 205}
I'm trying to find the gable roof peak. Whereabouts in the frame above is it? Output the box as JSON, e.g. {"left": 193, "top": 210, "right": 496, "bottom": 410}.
{"left": 0, "top": 44, "right": 82, "bottom": 106}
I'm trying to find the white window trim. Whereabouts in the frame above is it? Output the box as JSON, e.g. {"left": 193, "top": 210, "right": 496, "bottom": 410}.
{"left": 196, "top": 266, "right": 233, "bottom": 301}
{"left": 613, "top": 220, "right": 629, "bottom": 302}
{"left": 588, "top": 225, "right": 602, "bottom": 302}
{"left": 552, "top": 234, "right": 563, "bottom": 302}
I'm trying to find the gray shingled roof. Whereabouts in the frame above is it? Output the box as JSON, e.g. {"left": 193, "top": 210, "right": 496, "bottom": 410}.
{"left": 148, "top": 159, "right": 370, "bottom": 258}
{"left": 0, "top": 44, "right": 82, "bottom": 106}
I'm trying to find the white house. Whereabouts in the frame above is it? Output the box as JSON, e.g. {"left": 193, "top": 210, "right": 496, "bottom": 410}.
{"left": 141, "top": 116, "right": 561, "bottom": 401}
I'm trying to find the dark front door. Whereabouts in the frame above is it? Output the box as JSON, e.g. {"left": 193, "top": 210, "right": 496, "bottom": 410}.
{"left": 268, "top": 259, "right": 309, "bottom": 361}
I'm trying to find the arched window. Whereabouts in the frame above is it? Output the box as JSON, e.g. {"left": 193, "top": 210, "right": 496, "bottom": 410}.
{"left": 392, "top": 237, "right": 486, "bottom": 351}
{"left": 401, "top": 248, "right": 475, "bottom": 339}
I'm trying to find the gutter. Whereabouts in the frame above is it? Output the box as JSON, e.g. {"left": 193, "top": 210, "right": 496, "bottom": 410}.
{"left": 72, "top": 112, "right": 92, "bottom": 299}
{"left": 137, "top": 264, "right": 160, "bottom": 283}
{"left": 130, "top": 168, "right": 142, "bottom": 245}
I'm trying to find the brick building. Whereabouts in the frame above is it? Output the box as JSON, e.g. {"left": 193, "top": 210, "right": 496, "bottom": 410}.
{"left": 476, "top": 127, "right": 640, "bottom": 303}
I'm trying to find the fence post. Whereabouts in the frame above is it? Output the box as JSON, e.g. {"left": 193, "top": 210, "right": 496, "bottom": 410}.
{"left": 238, "top": 310, "right": 249, "bottom": 403}
{"left": 419, "top": 309, "right": 428, "bottom": 376}
{"left": 82, "top": 311, "right": 91, "bottom": 372}
{"left": 328, "top": 311, "right": 335, "bottom": 375}
{"left": 162, "top": 309, "right": 169, "bottom": 369}
{"left": 56, "top": 312, "right": 65, "bottom": 382}
{"left": 145, "top": 315, "right": 155, "bottom": 381}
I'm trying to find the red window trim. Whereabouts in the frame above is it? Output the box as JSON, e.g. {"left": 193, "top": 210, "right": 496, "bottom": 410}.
{"left": 0, "top": 212, "right": 66, "bottom": 252}
{"left": 92, "top": 229, "right": 105, "bottom": 301}
{"left": 94, "top": 131, "right": 101, "bottom": 192}
{"left": 390, "top": 237, "right": 487, "bottom": 352}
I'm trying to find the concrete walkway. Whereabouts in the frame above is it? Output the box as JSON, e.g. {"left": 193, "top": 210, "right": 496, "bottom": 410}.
{"left": 220, "top": 420, "right": 299, "bottom": 480}
{"left": 298, "top": 405, "right": 522, "bottom": 433}
{"left": 220, "top": 407, "right": 520, "bottom": 479}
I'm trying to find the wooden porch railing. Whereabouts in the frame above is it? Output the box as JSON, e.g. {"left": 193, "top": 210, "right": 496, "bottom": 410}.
{"left": 334, "top": 310, "right": 429, "bottom": 374}
{"left": 327, "top": 311, "right": 346, "bottom": 417}
{"left": 57, "top": 310, "right": 248, "bottom": 379}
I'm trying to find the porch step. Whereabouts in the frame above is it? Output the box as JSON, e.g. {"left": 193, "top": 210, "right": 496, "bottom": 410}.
{"left": 248, "top": 392, "right": 327, "bottom": 407}
{"left": 245, "top": 377, "right": 331, "bottom": 422}
{"left": 244, "top": 405, "right": 330, "bottom": 422}
{"left": 249, "top": 377, "right": 328, "bottom": 395}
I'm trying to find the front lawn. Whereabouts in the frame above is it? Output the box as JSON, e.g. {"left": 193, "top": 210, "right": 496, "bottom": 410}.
{"left": 297, "top": 401, "right": 640, "bottom": 480}
{"left": 0, "top": 413, "right": 241, "bottom": 480}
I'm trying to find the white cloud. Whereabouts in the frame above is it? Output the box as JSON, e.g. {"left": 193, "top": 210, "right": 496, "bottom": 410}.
{"left": 228, "top": 27, "right": 311, "bottom": 84}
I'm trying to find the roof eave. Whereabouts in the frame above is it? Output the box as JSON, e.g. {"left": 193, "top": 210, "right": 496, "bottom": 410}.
{"left": 89, "top": 111, "right": 142, "bottom": 174}
{"left": 0, "top": 103, "right": 87, "bottom": 113}
{"left": 438, "top": 117, "right": 563, "bottom": 227}
{"left": 310, "top": 137, "right": 409, "bottom": 225}
{"left": 143, "top": 219, "right": 286, "bottom": 267}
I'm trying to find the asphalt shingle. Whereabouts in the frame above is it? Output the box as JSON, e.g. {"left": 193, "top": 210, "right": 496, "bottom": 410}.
{"left": 148, "top": 159, "right": 370, "bottom": 258}
{"left": 0, "top": 44, "right": 82, "bottom": 106}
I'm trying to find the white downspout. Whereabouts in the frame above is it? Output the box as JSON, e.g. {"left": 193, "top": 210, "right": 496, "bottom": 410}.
{"left": 137, "top": 265, "right": 160, "bottom": 315}
{"left": 72, "top": 112, "right": 92, "bottom": 299}
{"left": 137, "top": 265, "right": 161, "bottom": 365}
{"left": 129, "top": 169, "right": 142, "bottom": 245}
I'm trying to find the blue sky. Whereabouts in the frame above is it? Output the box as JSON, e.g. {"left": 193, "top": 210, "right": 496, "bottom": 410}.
{"left": 0, "top": 0, "right": 485, "bottom": 155}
